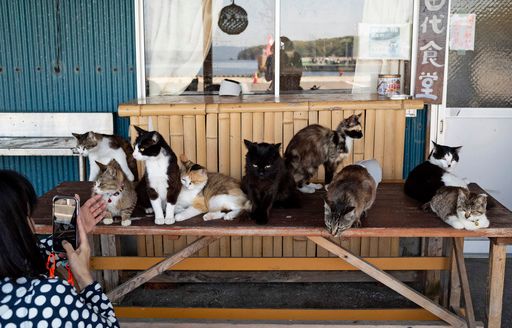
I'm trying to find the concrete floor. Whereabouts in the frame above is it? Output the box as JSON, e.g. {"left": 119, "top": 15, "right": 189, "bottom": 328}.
{"left": 122, "top": 258, "right": 511, "bottom": 326}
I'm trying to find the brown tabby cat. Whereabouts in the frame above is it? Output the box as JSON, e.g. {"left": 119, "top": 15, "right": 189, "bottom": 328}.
{"left": 423, "top": 186, "right": 489, "bottom": 230}
{"left": 174, "top": 154, "right": 251, "bottom": 222}
{"left": 324, "top": 164, "right": 377, "bottom": 236}
{"left": 284, "top": 113, "right": 363, "bottom": 193}
{"left": 92, "top": 159, "right": 137, "bottom": 226}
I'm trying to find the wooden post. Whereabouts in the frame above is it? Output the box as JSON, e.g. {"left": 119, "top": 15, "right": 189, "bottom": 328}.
{"left": 107, "top": 236, "right": 218, "bottom": 302}
{"left": 100, "top": 235, "right": 119, "bottom": 292}
{"left": 308, "top": 236, "right": 466, "bottom": 328}
{"left": 486, "top": 238, "right": 507, "bottom": 328}
{"left": 452, "top": 238, "right": 476, "bottom": 328}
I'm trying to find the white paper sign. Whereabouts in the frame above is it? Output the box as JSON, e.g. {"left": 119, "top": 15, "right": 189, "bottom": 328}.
{"left": 358, "top": 23, "right": 411, "bottom": 60}
{"left": 449, "top": 14, "right": 476, "bottom": 51}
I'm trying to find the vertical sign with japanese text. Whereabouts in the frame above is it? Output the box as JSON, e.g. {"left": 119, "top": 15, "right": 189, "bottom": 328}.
{"left": 414, "top": 0, "right": 449, "bottom": 104}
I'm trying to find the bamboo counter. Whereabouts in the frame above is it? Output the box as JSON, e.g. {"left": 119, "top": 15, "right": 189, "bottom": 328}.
{"left": 118, "top": 94, "right": 424, "bottom": 260}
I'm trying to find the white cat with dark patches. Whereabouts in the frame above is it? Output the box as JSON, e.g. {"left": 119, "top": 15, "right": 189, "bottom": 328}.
{"left": 132, "top": 126, "right": 181, "bottom": 225}
{"left": 73, "top": 131, "right": 138, "bottom": 182}
{"left": 404, "top": 141, "right": 467, "bottom": 203}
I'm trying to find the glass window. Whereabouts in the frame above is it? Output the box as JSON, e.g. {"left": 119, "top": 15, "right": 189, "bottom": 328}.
{"left": 142, "top": 0, "right": 413, "bottom": 96}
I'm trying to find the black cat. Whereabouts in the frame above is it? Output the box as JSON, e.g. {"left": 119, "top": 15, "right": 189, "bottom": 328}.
{"left": 241, "top": 140, "right": 300, "bottom": 225}
{"left": 404, "top": 141, "right": 467, "bottom": 203}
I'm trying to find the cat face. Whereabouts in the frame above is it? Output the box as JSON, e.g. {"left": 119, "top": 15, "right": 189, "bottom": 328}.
{"left": 72, "top": 131, "right": 99, "bottom": 156}
{"left": 132, "top": 126, "right": 164, "bottom": 160}
{"left": 337, "top": 113, "right": 363, "bottom": 139}
{"left": 456, "top": 190, "right": 487, "bottom": 221}
{"left": 244, "top": 140, "right": 282, "bottom": 179}
{"left": 181, "top": 164, "right": 208, "bottom": 190}
{"left": 93, "top": 159, "right": 124, "bottom": 194}
{"left": 324, "top": 200, "right": 356, "bottom": 236}
{"left": 428, "top": 141, "right": 462, "bottom": 170}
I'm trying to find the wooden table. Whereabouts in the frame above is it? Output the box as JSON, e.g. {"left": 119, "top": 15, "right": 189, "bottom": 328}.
{"left": 33, "top": 182, "right": 512, "bottom": 327}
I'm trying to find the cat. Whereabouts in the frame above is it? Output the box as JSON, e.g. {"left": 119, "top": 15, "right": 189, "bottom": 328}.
{"left": 284, "top": 113, "right": 363, "bottom": 194}
{"left": 404, "top": 141, "right": 467, "bottom": 203}
{"left": 424, "top": 186, "right": 489, "bottom": 230}
{"left": 132, "top": 126, "right": 181, "bottom": 225}
{"left": 324, "top": 164, "right": 377, "bottom": 236}
{"left": 92, "top": 159, "right": 137, "bottom": 226}
{"left": 174, "top": 154, "right": 251, "bottom": 222}
{"left": 73, "top": 131, "right": 138, "bottom": 182}
{"left": 242, "top": 140, "right": 300, "bottom": 225}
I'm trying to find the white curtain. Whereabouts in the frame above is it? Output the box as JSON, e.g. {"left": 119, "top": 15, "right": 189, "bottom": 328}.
{"left": 352, "top": 0, "right": 413, "bottom": 94}
{"left": 144, "top": 0, "right": 221, "bottom": 96}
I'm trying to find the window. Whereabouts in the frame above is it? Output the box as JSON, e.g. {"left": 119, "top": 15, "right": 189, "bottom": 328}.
{"left": 141, "top": 0, "right": 414, "bottom": 97}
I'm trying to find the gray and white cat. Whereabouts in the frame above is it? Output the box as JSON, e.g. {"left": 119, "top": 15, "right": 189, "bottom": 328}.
{"left": 424, "top": 186, "right": 489, "bottom": 230}
{"left": 73, "top": 131, "right": 138, "bottom": 182}
{"left": 324, "top": 164, "right": 377, "bottom": 236}
{"left": 92, "top": 159, "right": 137, "bottom": 226}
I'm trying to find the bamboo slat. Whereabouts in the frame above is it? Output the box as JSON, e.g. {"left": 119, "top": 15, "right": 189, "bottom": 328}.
{"left": 218, "top": 113, "right": 230, "bottom": 176}
{"left": 195, "top": 114, "right": 207, "bottom": 167}
{"left": 206, "top": 113, "right": 218, "bottom": 172}
{"left": 229, "top": 113, "right": 241, "bottom": 180}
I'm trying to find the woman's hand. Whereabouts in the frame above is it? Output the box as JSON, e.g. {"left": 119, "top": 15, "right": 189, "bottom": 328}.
{"left": 77, "top": 194, "right": 107, "bottom": 234}
{"left": 62, "top": 213, "right": 94, "bottom": 290}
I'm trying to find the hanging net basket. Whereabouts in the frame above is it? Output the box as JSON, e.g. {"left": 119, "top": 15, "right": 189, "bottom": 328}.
{"left": 218, "top": 1, "right": 248, "bottom": 35}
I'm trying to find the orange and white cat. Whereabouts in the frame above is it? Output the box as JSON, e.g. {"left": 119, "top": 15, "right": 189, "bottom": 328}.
{"left": 175, "top": 154, "right": 251, "bottom": 222}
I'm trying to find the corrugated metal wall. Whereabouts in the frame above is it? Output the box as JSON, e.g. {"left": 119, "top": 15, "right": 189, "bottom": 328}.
{"left": 0, "top": 0, "right": 136, "bottom": 195}
{"left": 403, "top": 108, "right": 427, "bottom": 178}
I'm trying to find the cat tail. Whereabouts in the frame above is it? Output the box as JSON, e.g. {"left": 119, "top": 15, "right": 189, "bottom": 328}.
{"left": 421, "top": 202, "right": 432, "bottom": 212}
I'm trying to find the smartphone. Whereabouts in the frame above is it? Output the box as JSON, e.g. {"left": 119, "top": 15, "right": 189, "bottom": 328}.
{"left": 52, "top": 196, "right": 80, "bottom": 253}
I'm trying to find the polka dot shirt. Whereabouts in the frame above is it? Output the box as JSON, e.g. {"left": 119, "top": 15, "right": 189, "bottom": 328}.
{"left": 0, "top": 238, "right": 119, "bottom": 327}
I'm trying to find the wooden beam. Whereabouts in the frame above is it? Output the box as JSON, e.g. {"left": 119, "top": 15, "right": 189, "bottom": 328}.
{"left": 308, "top": 236, "right": 466, "bottom": 328}
{"left": 114, "top": 307, "right": 438, "bottom": 321}
{"left": 107, "top": 236, "right": 218, "bottom": 302}
{"left": 449, "top": 248, "right": 461, "bottom": 311}
{"left": 486, "top": 239, "right": 507, "bottom": 328}
{"left": 452, "top": 238, "right": 476, "bottom": 328}
{"left": 90, "top": 257, "right": 450, "bottom": 271}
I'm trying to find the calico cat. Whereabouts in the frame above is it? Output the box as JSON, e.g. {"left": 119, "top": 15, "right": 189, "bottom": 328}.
{"left": 404, "top": 141, "right": 467, "bottom": 203}
{"left": 284, "top": 113, "right": 363, "bottom": 193}
{"left": 424, "top": 186, "right": 489, "bottom": 230}
{"left": 132, "top": 126, "right": 181, "bottom": 225}
{"left": 242, "top": 140, "right": 300, "bottom": 225}
{"left": 174, "top": 154, "right": 251, "bottom": 222}
{"left": 324, "top": 164, "right": 377, "bottom": 236}
{"left": 73, "top": 131, "right": 138, "bottom": 182}
{"left": 92, "top": 159, "right": 137, "bottom": 226}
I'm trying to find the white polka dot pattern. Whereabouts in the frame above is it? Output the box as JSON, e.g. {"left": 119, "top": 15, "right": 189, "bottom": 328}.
{"left": 1, "top": 275, "right": 118, "bottom": 327}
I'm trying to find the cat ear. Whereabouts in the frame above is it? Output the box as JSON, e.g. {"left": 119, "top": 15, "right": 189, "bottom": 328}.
{"left": 243, "top": 139, "right": 254, "bottom": 150}
{"left": 179, "top": 153, "right": 189, "bottom": 164}
{"left": 88, "top": 131, "right": 97, "bottom": 141}
{"left": 134, "top": 125, "right": 147, "bottom": 135}
{"left": 356, "top": 113, "right": 362, "bottom": 119}
{"left": 343, "top": 206, "right": 356, "bottom": 215}
{"left": 274, "top": 143, "right": 282, "bottom": 151}
{"left": 453, "top": 146, "right": 462, "bottom": 154}
{"left": 151, "top": 133, "right": 159, "bottom": 143}
{"left": 72, "top": 132, "right": 82, "bottom": 139}
{"left": 95, "top": 161, "right": 108, "bottom": 172}
{"left": 108, "top": 159, "right": 121, "bottom": 169}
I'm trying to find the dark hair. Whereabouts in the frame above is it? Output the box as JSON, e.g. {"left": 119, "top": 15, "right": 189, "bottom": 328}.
{"left": 0, "top": 170, "right": 46, "bottom": 278}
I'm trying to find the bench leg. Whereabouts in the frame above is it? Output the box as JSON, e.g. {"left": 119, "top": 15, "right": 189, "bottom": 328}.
{"left": 100, "top": 234, "right": 119, "bottom": 292}
{"left": 486, "top": 238, "right": 507, "bottom": 328}
{"left": 308, "top": 236, "right": 467, "bottom": 328}
{"left": 452, "top": 237, "right": 476, "bottom": 328}
{"left": 107, "top": 236, "right": 219, "bottom": 303}
{"left": 78, "top": 155, "right": 86, "bottom": 181}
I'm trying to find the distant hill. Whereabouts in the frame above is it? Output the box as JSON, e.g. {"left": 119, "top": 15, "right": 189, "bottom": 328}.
{"left": 237, "top": 36, "right": 354, "bottom": 60}
{"left": 213, "top": 46, "right": 245, "bottom": 61}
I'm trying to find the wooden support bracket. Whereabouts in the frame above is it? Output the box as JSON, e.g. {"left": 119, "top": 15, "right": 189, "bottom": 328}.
{"left": 107, "top": 236, "right": 219, "bottom": 302}
{"left": 308, "top": 236, "right": 467, "bottom": 328}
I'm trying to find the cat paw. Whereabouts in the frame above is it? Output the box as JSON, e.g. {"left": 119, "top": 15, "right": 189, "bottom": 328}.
{"left": 307, "top": 183, "right": 323, "bottom": 190}
{"left": 203, "top": 212, "right": 225, "bottom": 221}
{"left": 154, "top": 217, "right": 165, "bottom": 225}
{"left": 164, "top": 217, "right": 176, "bottom": 225}
{"left": 126, "top": 173, "right": 135, "bottom": 182}
{"left": 464, "top": 223, "right": 480, "bottom": 231}
{"left": 223, "top": 212, "right": 237, "bottom": 221}
{"left": 450, "top": 221, "right": 465, "bottom": 229}
{"left": 145, "top": 208, "right": 154, "bottom": 214}
{"left": 103, "top": 218, "right": 113, "bottom": 225}
{"left": 175, "top": 213, "right": 187, "bottom": 222}
{"left": 121, "top": 220, "right": 131, "bottom": 227}
{"left": 298, "top": 185, "right": 316, "bottom": 194}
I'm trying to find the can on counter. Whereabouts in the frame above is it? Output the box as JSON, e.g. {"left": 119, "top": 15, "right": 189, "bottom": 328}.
{"left": 377, "top": 74, "right": 401, "bottom": 96}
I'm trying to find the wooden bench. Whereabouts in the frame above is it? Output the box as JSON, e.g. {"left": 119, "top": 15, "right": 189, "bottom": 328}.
{"left": 0, "top": 113, "right": 113, "bottom": 181}
{"left": 32, "top": 181, "right": 512, "bottom": 327}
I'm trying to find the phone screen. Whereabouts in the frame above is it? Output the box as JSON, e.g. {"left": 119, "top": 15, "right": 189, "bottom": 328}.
{"left": 52, "top": 196, "right": 79, "bottom": 253}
